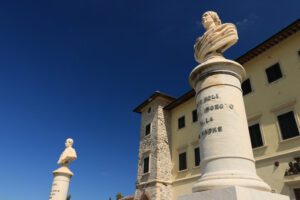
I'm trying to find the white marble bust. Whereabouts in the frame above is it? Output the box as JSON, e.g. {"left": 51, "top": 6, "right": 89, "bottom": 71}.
{"left": 194, "top": 11, "right": 238, "bottom": 63}
{"left": 57, "top": 138, "right": 77, "bottom": 166}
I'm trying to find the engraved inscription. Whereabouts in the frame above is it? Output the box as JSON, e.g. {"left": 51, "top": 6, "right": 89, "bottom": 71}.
{"left": 203, "top": 103, "right": 234, "bottom": 113}
{"left": 198, "top": 93, "right": 219, "bottom": 106}
{"left": 198, "top": 92, "right": 235, "bottom": 137}
{"left": 200, "top": 126, "right": 223, "bottom": 137}
{"left": 200, "top": 117, "right": 213, "bottom": 126}
{"left": 49, "top": 182, "right": 60, "bottom": 199}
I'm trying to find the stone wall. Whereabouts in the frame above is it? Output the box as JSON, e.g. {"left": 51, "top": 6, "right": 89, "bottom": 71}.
{"left": 134, "top": 98, "right": 173, "bottom": 200}
{"left": 134, "top": 182, "right": 173, "bottom": 200}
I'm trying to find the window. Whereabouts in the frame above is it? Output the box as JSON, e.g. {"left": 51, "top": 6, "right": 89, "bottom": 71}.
{"left": 145, "top": 123, "right": 151, "bottom": 135}
{"left": 277, "top": 111, "right": 299, "bottom": 140}
{"left": 298, "top": 50, "right": 300, "bottom": 56}
{"left": 242, "top": 78, "right": 252, "bottom": 96}
{"left": 143, "top": 156, "right": 149, "bottom": 173}
{"left": 265, "top": 63, "right": 282, "bottom": 83}
{"left": 248, "top": 123, "right": 263, "bottom": 148}
{"left": 178, "top": 116, "right": 185, "bottom": 129}
{"left": 194, "top": 147, "right": 200, "bottom": 166}
{"left": 192, "top": 110, "right": 198, "bottom": 122}
{"left": 294, "top": 188, "right": 300, "bottom": 200}
{"left": 179, "top": 152, "right": 187, "bottom": 171}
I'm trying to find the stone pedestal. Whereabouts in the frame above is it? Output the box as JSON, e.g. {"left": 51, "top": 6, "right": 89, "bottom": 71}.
{"left": 189, "top": 58, "right": 271, "bottom": 192}
{"left": 178, "top": 186, "right": 290, "bottom": 200}
{"left": 49, "top": 166, "right": 73, "bottom": 200}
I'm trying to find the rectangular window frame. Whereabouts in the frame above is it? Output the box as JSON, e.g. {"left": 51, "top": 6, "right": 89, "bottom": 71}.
{"left": 242, "top": 78, "right": 252, "bottom": 96}
{"left": 194, "top": 147, "right": 201, "bottom": 167}
{"left": 178, "top": 116, "right": 185, "bottom": 129}
{"left": 192, "top": 110, "right": 198, "bottom": 123}
{"left": 275, "top": 108, "right": 300, "bottom": 142}
{"left": 248, "top": 120, "right": 265, "bottom": 149}
{"left": 145, "top": 123, "right": 151, "bottom": 136}
{"left": 265, "top": 62, "right": 283, "bottom": 84}
{"left": 293, "top": 187, "right": 300, "bottom": 200}
{"left": 178, "top": 151, "right": 187, "bottom": 171}
{"left": 143, "top": 155, "right": 150, "bottom": 174}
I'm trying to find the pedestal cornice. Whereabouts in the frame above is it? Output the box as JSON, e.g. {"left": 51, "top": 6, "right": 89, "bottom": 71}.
{"left": 53, "top": 166, "right": 74, "bottom": 177}
{"left": 189, "top": 57, "right": 246, "bottom": 89}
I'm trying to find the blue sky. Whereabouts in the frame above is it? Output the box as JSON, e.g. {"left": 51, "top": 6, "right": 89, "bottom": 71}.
{"left": 0, "top": 0, "right": 299, "bottom": 199}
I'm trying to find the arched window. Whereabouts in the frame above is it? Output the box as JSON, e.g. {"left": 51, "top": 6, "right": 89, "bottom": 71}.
{"left": 141, "top": 196, "right": 149, "bottom": 200}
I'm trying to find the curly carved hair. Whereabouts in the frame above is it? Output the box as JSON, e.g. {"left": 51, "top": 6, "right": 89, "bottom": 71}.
{"left": 203, "top": 11, "right": 221, "bottom": 25}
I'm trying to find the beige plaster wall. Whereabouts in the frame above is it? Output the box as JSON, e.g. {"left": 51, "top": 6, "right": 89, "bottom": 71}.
{"left": 244, "top": 32, "right": 300, "bottom": 156}
{"left": 170, "top": 97, "right": 200, "bottom": 180}
{"left": 169, "top": 32, "right": 300, "bottom": 200}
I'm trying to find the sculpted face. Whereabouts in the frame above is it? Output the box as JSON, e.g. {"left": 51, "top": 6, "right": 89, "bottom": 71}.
{"left": 65, "top": 138, "right": 73, "bottom": 148}
{"left": 202, "top": 12, "right": 215, "bottom": 30}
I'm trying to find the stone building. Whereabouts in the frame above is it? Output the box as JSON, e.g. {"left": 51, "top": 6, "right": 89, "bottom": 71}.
{"left": 132, "top": 19, "right": 300, "bottom": 200}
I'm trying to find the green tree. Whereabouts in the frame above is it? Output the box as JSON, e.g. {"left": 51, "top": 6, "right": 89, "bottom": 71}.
{"left": 116, "top": 192, "right": 124, "bottom": 200}
{"left": 109, "top": 197, "right": 112, "bottom": 200}
{"left": 66, "top": 194, "right": 71, "bottom": 200}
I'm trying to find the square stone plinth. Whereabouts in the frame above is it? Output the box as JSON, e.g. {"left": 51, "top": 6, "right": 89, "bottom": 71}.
{"left": 178, "top": 186, "right": 290, "bottom": 200}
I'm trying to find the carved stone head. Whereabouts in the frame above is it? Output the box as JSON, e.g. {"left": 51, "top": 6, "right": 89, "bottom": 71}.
{"left": 65, "top": 138, "right": 74, "bottom": 148}
{"left": 202, "top": 11, "right": 221, "bottom": 30}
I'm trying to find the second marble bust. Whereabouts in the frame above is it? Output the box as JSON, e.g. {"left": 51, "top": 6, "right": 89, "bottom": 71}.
{"left": 57, "top": 138, "right": 77, "bottom": 166}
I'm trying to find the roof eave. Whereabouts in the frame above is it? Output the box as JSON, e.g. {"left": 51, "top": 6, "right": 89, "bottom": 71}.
{"left": 133, "top": 91, "right": 176, "bottom": 113}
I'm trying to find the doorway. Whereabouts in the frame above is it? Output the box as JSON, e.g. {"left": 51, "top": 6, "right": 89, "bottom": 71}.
{"left": 140, "top": 193, "right": 150, "bottom": 200}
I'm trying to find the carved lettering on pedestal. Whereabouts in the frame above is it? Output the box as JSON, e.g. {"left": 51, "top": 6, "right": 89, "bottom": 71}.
{"left": 49, "top": 182, "right": 61, "bottom": 199}
{"left": 200, "top": 126, "right": 223, "bottom": 137}
{"left": 200, "top": 117, "right": 214, "bottom": 126}
{"left": 203, "top": 103, "right": 234, "bottom": 113}
{"left": 198, "top": 94, "right": 219, "bottom": 106}
{"left": 198, "top": 93, "right": 235, "bottom": 137}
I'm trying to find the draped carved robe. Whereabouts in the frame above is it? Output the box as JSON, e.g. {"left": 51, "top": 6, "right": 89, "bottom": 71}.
{"left": 57, "top": 147, "right": 77, "bottom": 165}
{"left": 194, "top": 23, "right": 238, "bottom": 63}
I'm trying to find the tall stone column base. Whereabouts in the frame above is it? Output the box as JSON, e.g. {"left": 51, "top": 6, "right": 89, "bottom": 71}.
{"left": 178, "top": 186, "right": 290, "bottom": 200}
{"left": 49, "top": 166, "right": 73, "bottom": 200}
{"left": 189, "top": 57, "right": 271, "bottom": 192}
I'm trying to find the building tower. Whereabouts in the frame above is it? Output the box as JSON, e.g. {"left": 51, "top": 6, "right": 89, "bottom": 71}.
{"left": 133, "top": 92, "right": 174, "bottom": 200}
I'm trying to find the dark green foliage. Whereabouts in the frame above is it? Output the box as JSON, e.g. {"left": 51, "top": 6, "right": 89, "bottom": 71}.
{"left": 116, "top": 192, "right": 124, "bottom": 200}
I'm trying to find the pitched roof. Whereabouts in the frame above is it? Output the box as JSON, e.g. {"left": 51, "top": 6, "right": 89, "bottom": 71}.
{"left": 133, "top": 91, "right": 176, "bottom": 113}
{"left": 236, "top": 19, "right": 300, "bottom": 65}
{"left": 164, "top": 89, "right": 195, "bottom": 110}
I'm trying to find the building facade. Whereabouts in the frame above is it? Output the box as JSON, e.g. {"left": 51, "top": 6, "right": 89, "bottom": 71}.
{"left": 132, "top": 19, "right": 300, "bottom": 200}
